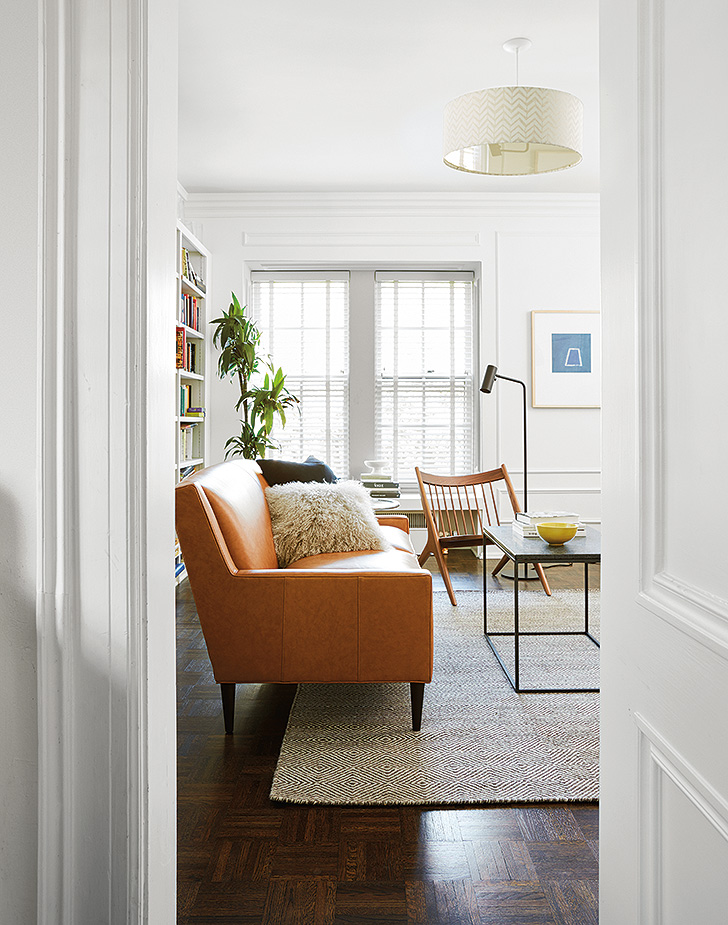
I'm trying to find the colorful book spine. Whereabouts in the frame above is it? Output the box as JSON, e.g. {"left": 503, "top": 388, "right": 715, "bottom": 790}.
{"left": 176, "top": 326, "right": 185, "bottom": 369}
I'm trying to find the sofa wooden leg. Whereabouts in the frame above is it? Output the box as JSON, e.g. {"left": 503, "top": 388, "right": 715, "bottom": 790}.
{"left": 220, "top": 683, "right": 236, "bottom": 734}
{"left": 410, "top": 682, "right": 425, "bottom": 731}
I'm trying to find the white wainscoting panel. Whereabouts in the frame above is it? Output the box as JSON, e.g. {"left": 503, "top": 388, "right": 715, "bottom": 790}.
{"left": 637, "top": 714, "right": 728, "bottom": 925}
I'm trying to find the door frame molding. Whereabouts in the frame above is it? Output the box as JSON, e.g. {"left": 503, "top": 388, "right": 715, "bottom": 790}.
{"left": 36, "top": 0, "right": 177, "bottom": 920}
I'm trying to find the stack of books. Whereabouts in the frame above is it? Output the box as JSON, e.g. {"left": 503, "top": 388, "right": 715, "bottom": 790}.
{"left": 512, "top": 511, "right": 585, "bottom": 537}
{"left": 360, "top": 471, "right": 400, "bottom": 500}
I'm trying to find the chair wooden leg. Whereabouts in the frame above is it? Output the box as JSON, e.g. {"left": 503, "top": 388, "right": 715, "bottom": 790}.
{"left": 433, "top": 541, "right": 457, "bottom": 606}
{"left": 417, "top": 537, "right": 436, "bottom": 568}
{"left": 491, "top": 553, "right": 509, "bottom": 577}
{"left": 534, "top": 563, "right": 552, "bottom": 596}
{"left": 419, "top": 535, "right": 457, "bottom": 605}
{"left": 410, "top": 682, "right": 425, "bottom": 731}
{"left": 220, "top": 683, "right": 236, "bottom": 734}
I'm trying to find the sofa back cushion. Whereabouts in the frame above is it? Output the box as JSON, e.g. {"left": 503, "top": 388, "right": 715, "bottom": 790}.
{"left": 189, "top": 459, "right": 278, "bottom": 570}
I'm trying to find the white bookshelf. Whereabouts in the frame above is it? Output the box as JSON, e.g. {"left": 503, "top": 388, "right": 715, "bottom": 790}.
{"left": 175, "top": 221, "right": 210, "bottom": 584}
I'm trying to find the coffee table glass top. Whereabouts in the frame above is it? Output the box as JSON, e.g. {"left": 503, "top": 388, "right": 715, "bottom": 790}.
{"left": 483, "top": 524, "right": 601, "bottom": 563}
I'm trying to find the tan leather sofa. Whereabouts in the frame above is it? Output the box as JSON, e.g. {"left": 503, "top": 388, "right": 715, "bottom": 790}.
{"left": 175, "top": 459, "right": 433, "bottom": 732}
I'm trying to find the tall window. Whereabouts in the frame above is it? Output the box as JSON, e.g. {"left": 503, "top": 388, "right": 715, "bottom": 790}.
{"left": 251, "top": 272, "right": 350, "bottom": 475}
{"left": 250, "top": 269, "right": 476, "bottom": 484}
{"left": 375, "top": 272, "right": 474, "bottom": 483}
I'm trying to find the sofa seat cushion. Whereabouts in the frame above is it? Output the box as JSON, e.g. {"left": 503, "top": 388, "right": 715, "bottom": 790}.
{"left": 285, "top": 546, "right": 422, "bottom": 572}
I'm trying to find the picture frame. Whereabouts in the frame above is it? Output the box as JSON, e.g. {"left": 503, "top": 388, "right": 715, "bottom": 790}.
{"left": 531, "top": 311, "right": 601, "bottom": 408}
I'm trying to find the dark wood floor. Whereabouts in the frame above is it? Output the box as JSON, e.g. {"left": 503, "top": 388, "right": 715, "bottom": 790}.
{"left": 177, "top": 552, "right": 600, "bottom": 924}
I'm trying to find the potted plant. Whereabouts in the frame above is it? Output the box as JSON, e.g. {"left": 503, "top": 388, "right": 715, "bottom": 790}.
{"left": 210, "top": 292, "right": 299, "bottom": 459}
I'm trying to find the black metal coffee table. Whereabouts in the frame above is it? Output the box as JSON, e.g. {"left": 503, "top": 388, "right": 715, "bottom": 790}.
{"left": 482, "top": 524, "right": 601, "bottom": 693}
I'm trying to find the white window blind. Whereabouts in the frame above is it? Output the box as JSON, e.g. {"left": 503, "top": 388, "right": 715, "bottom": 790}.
{"left": 375, "top": 272, "right": 475, "bottom": 484}
{"left": 251, "top": 272, "right": 350, "bottom": 475}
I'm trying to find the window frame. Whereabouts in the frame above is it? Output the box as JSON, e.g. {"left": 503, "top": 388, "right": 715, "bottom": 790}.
{"left": 247, "top": 265, "right": 481, "bottom": 485}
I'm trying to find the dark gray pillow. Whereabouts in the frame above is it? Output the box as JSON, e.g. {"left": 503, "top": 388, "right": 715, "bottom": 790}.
{"left": 257, "top": 454, "right": 337, "bottom": 486}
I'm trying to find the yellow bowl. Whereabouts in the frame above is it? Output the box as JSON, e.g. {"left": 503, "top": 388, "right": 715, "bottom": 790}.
{"left": 536, "top": 522, "right": 578, "bottom": 545}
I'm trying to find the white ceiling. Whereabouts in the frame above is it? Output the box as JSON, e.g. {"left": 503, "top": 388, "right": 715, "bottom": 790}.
{"left": 178, "top": 0, "right": 599, "bottom": 194}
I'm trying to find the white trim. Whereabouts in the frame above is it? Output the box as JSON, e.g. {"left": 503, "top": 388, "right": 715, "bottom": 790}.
{"left": 637, "top": 713, "right": 728, "bottom": 924}
{"left": 250, "top": 269, "right": 351, "bottom": 281}
{"left": 638, "top": 0, "right": 666, "bottom": 600}
{"left": 495, "top": 485, "right": 601, "bottom": 496}
{"left": 242, "top": 231, "right": 481, "bottom": 248}
{"left": 375, "top": 270, "right": 475, "bottom": 282}
{"left": 184, "top": 191, "right": 600, "bottom": 220}
{"left": 638, "top": 577, "right": 728, "bottom": 663}
{"left": 502, "top": 467, "right": 602, "bottom": 476}
{"left": 634, "top": 0, "right": 728, "bottom": 663}
{"left": 37, "top": 0, "right": 76, "bottom": 917}
{"left": 36, "top": 1, "right": 176, "bottom": 921}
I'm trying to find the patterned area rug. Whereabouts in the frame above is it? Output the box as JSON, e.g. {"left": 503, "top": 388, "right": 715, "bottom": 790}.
{"left": 270, "top": 589, "right": 599, "bottom": 805}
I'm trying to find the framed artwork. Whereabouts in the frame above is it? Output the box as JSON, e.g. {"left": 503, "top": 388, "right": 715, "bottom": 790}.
{"left": 531, "top": 311, "right": 601, "bottom": 408}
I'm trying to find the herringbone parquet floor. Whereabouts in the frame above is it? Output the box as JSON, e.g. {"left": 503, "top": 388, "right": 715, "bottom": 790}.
{"left": 177, "top": 552, "right": 599, "bottom": 924}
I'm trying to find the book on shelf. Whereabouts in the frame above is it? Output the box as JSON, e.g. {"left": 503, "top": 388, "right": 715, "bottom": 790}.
{"left": 361, "top": 479, "right": 399, "bottom": 489}
{"left": 369, "top": 489, "right": 401, "bottom": 499}
{"left": 179, "top": 464, "right": 198, "bottom": 480}
{"left": 180, "top": 293, "right": 200, "bottom": 331}
{"left": 515, "top": 510, "right": 580, "bottom": 526}
{"left": 181, "top": 247, "right": 206, "bottom": 293}
{"left": 175, "top": 561, "right": 186, "bottom": 577}
{"left": 184, "top": 340, "right": 197, "bottom": 373}
{"left": 179, "top": 422, "right": 199, "bottom": 459}
{"left": 179, "top": 383, "right": 193, "bottom": 416}
{"left": 512, "top": 520, "right": 585, "bottom": 538}
{"left": 176, "top": 326, "right": 185, "bottom": 369}
{"left": 186, "top": 407, "right": 205, "bottom": 417}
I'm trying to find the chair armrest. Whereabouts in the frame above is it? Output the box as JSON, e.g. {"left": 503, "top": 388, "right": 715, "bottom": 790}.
{"left": 376, "top": 514, "right": 410, "bottom": 533}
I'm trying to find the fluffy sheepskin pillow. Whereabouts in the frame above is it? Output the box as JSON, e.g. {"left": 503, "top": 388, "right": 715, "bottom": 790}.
{"left": 264, "top": 479, "right": 390, "bottom": 567}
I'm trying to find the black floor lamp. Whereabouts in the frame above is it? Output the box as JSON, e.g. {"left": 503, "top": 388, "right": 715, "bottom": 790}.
{"left": 480, "top": 364, "right": 537, "bottom": 580}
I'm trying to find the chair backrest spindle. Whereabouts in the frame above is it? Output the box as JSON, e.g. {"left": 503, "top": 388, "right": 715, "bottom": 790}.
{"left": 415, "top": 464, "right": 520, "bottom": 543}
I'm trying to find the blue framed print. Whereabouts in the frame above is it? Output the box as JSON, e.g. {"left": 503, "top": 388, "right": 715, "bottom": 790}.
{"left": 532, "top": 311, "right": 601, "bottom": 407}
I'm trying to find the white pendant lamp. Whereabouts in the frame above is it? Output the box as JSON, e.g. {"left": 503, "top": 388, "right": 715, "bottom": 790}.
{"left": 443, "top": 38, "right": 583, "bottom": 176}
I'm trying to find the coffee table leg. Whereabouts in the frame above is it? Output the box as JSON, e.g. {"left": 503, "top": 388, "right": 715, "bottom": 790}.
{"left": 483, "top": 553, "right": 488, "bottom": 634}
{"left": 514, "top": 561, "right": 520, "bottom": 692}
{"left": 584, "top": 562, "right": 589, "bottom": 633}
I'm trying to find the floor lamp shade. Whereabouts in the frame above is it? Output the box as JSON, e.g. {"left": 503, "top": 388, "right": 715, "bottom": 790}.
{"left": 443, "top": 86, "right": 583, "bottom": 176}
{"left": 480, "top": 364, "right": 498, "bottom": 393}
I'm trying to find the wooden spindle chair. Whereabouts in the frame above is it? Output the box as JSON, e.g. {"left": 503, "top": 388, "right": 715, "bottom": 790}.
{"left": 415, "top": 464, "right": 552, "bottom": 606}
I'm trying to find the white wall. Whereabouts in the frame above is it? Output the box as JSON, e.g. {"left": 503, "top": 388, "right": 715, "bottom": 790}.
{"left": 0, "top": 3, "right": 39, "bottom": 920}
{"left": 185, "top": 192, "right": 601, "bottom": 523}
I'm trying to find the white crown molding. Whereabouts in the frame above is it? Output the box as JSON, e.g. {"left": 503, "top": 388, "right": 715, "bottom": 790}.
{"left": 242, "top": 231, "right": 481, "bottom": 248}
{"left": 183, "top": 190, "right": 600, "bottom": 220}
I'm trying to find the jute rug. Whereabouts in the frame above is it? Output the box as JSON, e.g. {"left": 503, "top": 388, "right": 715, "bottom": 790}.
{"left": 270, "top": 589, "right": 599, "bottom": 805}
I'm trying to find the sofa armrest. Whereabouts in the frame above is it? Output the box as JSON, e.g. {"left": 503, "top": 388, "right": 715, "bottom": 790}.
{"left": 376, "top": 514, "right": 410, "bottom": 533}
{"left": 196, "top": 568, "right": 433, "bottom": 686}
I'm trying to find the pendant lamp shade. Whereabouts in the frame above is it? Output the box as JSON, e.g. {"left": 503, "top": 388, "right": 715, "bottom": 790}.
{"left": 443, "top": 85, "right": 583, "bottom": 176}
